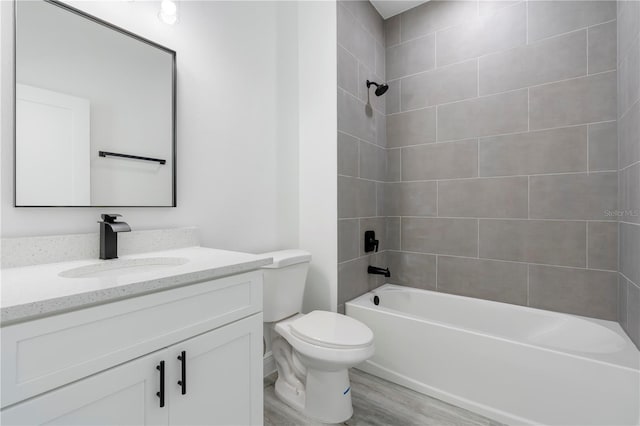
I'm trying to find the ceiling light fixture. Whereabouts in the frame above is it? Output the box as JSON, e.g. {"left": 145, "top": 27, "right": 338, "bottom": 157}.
{"left": 159, "top": 0, "right": 178, "bottom": 25}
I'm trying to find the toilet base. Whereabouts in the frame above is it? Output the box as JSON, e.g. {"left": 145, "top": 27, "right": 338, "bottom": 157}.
{"left": 275, "top": 368, "right": 354, "bottom": 423}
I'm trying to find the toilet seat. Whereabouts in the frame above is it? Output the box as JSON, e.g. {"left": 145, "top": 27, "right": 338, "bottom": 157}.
{"left": 274, "top": 312, "right": 375, "bottom": 368}
{"left": 290, "top": 311, "right": 374, "bottom": 349}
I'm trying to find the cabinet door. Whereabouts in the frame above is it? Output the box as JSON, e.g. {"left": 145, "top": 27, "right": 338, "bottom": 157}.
{"left": 0, "top": 350, "right": 167, "bottom": 426}
{"left": 168, "top": 313, "right": 263, "bottom": 426}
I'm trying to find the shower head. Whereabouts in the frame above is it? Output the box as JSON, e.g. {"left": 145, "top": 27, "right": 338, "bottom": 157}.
{"left": 366, "top": 80, "right": 389, "bottom": 97}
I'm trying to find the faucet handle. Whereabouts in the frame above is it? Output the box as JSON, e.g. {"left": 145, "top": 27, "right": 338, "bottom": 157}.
{"left": 101, "top": 213, "right": 123, "bottom": 223}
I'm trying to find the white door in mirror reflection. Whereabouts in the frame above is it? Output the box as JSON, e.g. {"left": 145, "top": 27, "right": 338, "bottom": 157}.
{"left": 16, "top": 84, "right": 90, "bottom": 206}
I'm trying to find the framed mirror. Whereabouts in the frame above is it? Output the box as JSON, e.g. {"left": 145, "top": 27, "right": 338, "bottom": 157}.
{"left": 14, "top": 0, "right": 176, "bottom": 207}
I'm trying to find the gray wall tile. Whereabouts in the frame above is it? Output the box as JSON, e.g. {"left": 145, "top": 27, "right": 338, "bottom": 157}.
{"left": 386, "top": 217, "right": 401, "bottom": 250}
{"left": 338, "top": 45, "right": 359, "bottom": 96}
{"left": 338, "top": 253, "right": 386, "bottom": 305}
{"left": 401, "top": 59, "right": 478, "bottom": 110}
{"left": 375, "top": 109, "right": 387, "bottom": 147}
{"left": 619, "top": 274, "right": 629, "bottom": 330}
{"left": 588, "top": 121, "right": 618, "bottom": 171}
{"left": 384, "top": 182, "right": 437, "bottom": 217}
{"left": 387, "top": 251, "right": 436, "bottom": 289}
{"left": 620, "top": 222, "right": 640, "bottom": 285}
{"left": 438, "top": 89, "right": 528, "bottom": 141}
{"left": 338, "top": 132, "right": 359, "bottom": 177}
{"left": 588, "top": 221, "right": 618, "bottom": 270}
{"left": 479, "top": 0, "right": 519, "bottom": 17}
{"left": 436, "top": 2, "right": 527, "bottom": 66}
{"left": 618, "top": 36, "right": 640, "bottom": 117}
{"left": 479, "top": 219, "right": 587, "bottom": 267}
{"left": 626, "top": 280, "right": 640, "bottom": 347}
{"left": 400, "top": 0, "right": 477, "bottom": 42}
{"left": 387, "top": 107, "right": 437, "bottom": 147}
{"left": 376, "top": 41, "right": 386, "bottom": 79}
{"left": 360, "top": 217, "right": 386, "bottom": 256}
{"left": 339, "top": 219, "right": 360, "bottom": 262}
{"left": 529, "top": 265, "right": 618, "bottom": 320}
{"left": 402, "top": 139, "right": 478, "bottom": 181}
{"left": 341, "top": 1, "right": 384, "bottom": 47}
{"left": 619, "top": 162, "right": 640, "bottom": 224}
{"left": 376, "top": 182, "right": 386, "bottom": 216}
{"left": 479, "top": 126, "right": 588, "bottom": 177}
{"left": 338, "top": 175, "right": 377, "bottom": 218}
{"left": 529, "top": 172, "right": 618, "bottom": 220}
{"left": 387, "top": 148, "right": 401, "bottom": 182}
{"left": 386, "top": 79, "right": 401, "bottom": 114}
{"left": 437, "top": 256, "right": 528, "bottom": 305}
{"left": 385, "top": 14, "right": 400, "bottom": 47}
{"left": 402, "top": 218, "right": 478, "bottom": 257}
{"left": 528, "top": 1, "right": 616, "bottom": 43}
{"left": 338, "top": 3, "right": 375, "bottom": 69}
{"left": 386, "top": 34, "right": 435, "bottom": 80}
{"left": 359, "top": 141, "right": 386, "bottom": 181}
{"left": 479, "top": 30, "right": 587, "bottom": 95}
{"left": 529, "top": 71, "right": 617, "bottom": 129}
{"left": 338, "top": 256, "right": 369, "bottom": 305}
{"left": 619, "top": 100, "right": 640, "bottom": 168}
{"left": 618, "top": 0, "right": 640, "bottom": 61}
{"left": 338, "top": 89, "right": 377, "bottom": 143}
{"left": 438, "top": 177, "right": 529, "bottom": 218}
{"left": 588, "top": 21, "right": 617, "bottom": 74}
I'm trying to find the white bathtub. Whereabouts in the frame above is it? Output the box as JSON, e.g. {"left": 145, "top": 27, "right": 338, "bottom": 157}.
{"left": 346, "top": 284, "right": 640, "bottom": 426}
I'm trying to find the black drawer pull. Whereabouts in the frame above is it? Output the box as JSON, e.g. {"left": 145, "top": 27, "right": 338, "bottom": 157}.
{"left": 156, "top": 361, "right": 165, "bottom": 407}
{"left": 177, "top": 351, "right": 187, "bottom": 395}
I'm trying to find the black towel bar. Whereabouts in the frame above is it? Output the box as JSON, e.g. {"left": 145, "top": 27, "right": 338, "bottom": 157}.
{"left": 99, "top": 151, "right": 166, "bottom": 165}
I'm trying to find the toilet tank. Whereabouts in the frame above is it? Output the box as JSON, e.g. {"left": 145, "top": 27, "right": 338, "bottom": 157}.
{"left": 260, "top": 250, "right": 312, "bottom": 322}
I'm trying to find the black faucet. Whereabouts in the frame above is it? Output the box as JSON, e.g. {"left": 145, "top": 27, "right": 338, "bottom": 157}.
{"left": 368, "top": 265, "right": 391, "bottom": 278}
{"left": 98, "top": 214, "right": 131, "bottom": 260}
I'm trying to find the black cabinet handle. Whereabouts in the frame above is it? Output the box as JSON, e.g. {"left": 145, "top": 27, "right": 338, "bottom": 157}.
{"left": 177, "top": 351, "right": 187, "bottom": 395}
{"left": 156, "top": 361, "right": 165, "bottom": 407}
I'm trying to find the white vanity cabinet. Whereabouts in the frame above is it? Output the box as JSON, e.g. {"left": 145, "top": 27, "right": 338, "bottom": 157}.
{"left": 1, "top": 270, "right": 264, "bottom": 426}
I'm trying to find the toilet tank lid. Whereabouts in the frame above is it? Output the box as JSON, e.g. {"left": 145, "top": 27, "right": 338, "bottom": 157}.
{"left": 261, "top": 249, "right": 312, "bottom": 269}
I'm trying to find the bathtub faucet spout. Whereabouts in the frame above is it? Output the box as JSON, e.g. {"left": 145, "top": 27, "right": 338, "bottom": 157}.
{"left": 368, "top": 265, "right": 391, "bottom": 278}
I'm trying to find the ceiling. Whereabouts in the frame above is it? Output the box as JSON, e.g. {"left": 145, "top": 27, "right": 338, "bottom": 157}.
{"left": 370, "top": 0, "right": 429, "bottom": 19}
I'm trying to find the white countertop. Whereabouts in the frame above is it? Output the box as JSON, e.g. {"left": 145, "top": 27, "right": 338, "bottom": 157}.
{"left": 1, "top": 247, "right": 272, "bottom": 325}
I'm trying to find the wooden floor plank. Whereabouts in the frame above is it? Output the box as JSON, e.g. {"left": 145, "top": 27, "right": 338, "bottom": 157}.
{"left": 264, "top": 368, "right": 504, "bottom": 426}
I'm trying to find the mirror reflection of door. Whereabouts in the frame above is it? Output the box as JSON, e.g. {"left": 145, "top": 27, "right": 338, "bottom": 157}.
{"left": 16, "top": 84, "right": 90, "bottom": 206}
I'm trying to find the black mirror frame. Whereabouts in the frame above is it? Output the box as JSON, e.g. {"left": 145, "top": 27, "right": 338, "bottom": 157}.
{"left": 13, "top": 0, "right": 177, "bottom": 208}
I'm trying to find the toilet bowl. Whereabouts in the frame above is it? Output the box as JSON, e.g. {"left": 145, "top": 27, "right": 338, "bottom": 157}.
{"left": 261, "top": 250, "right": 374, "bottom": 423}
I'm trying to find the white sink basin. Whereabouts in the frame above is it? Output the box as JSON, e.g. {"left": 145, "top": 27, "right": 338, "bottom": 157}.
{"left": 59, "top": 257, "right": 189, "bottom": 279}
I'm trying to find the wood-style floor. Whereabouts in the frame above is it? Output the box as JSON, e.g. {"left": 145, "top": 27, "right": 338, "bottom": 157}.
{"left": 264, "top": 369, "right": 504, "bottom": 426}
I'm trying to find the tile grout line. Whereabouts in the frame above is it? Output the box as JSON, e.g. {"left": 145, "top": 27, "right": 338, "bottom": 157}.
{"left": 343, "top": 214, "right": 619, "bottom": 224}
{"left": 354, "top": 169, "right": 618, "bottom": 185}
{"left": 525, "top": 0, "right": 529, "bottom": 45}
{"left": 527, "top": 264, "right": 530, "bottom": 305}
{"left": 435, "top": 254, "right": 438, "bottom": 290}
{"left": 476, "top": 219, "right": 480, "bottom": 258}
{"left": 586, "top": 23, "right": 589, "bottom": 75}
{"left": 587, "top": 123, "right": 590, "bottom": 174}
{"left": 585, "top": 222, "right": 589, "bottom": 269}
{"left": 527, "top": 176, "right": 530, "bottom": 219}
{"left": 382, "top": 249, "right": 617, "bottom": 273}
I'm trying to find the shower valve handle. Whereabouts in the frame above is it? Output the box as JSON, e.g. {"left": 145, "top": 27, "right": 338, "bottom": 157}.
{"left": 364, "top": 230, "right": 379, "bottom": 253}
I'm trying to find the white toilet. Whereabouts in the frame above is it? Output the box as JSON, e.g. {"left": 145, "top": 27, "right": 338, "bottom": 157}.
{"left": 261, "top": 249, "right": 374, "bottom": 423}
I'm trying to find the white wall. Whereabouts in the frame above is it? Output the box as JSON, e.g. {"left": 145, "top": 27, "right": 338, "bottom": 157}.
{"left": 1, "top": 0, "right": 300, "bottom": 253}
{"left": 298, "top": 1, "right": 338, "bottom": 313}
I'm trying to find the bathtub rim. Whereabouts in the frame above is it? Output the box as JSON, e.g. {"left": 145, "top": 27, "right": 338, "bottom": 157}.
{"left": 346, "top": 284, "right": 640, "bottom": 372}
